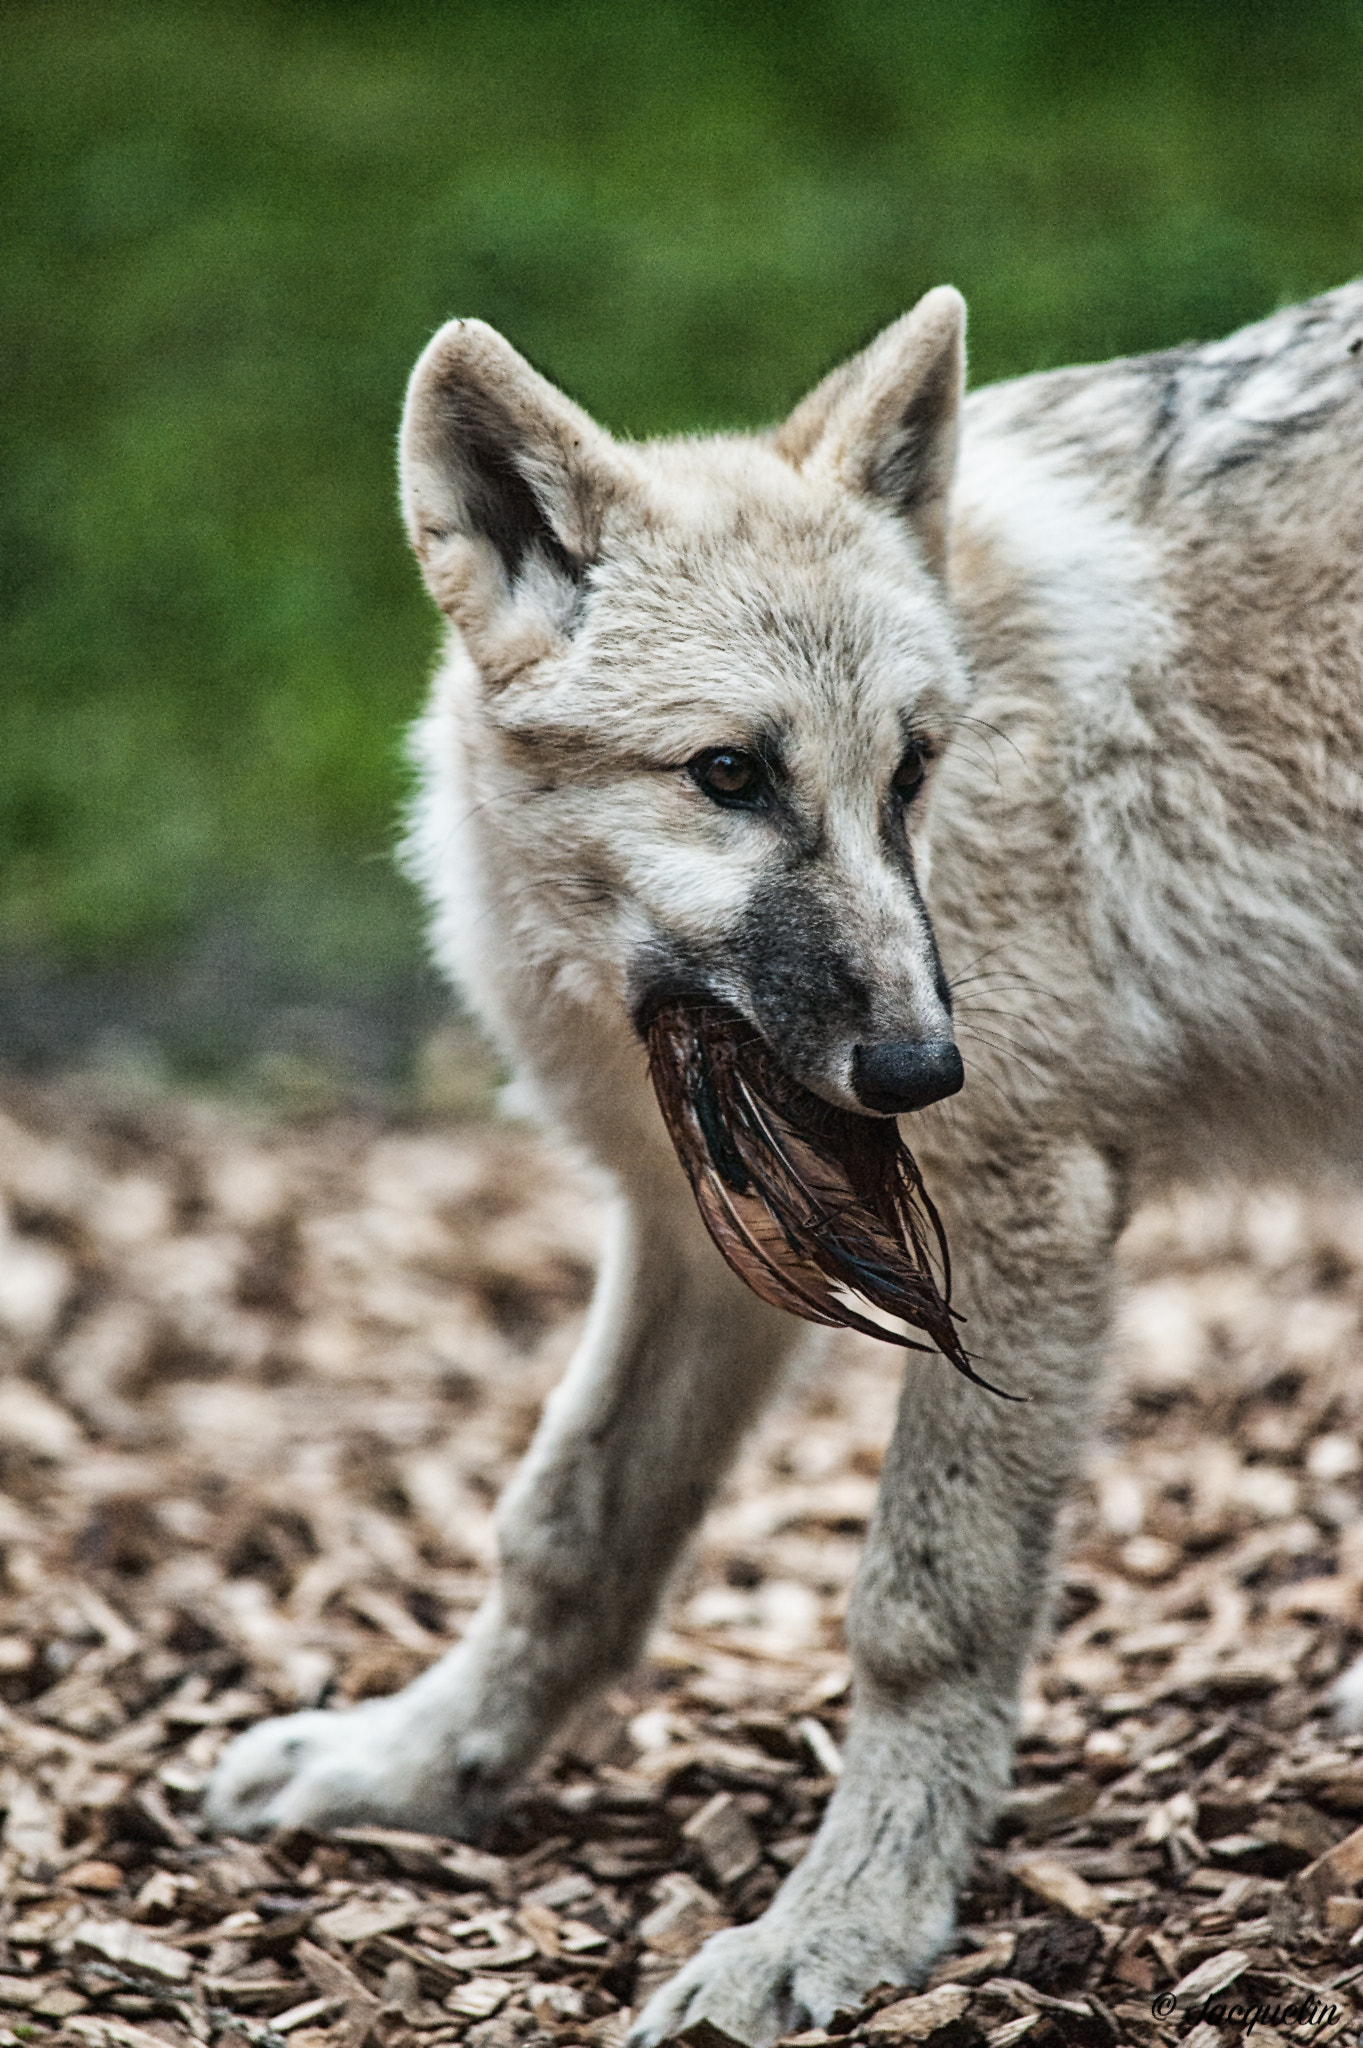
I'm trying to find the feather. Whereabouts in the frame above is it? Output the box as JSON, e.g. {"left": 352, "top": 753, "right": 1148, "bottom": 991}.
{"left": 646, "top": 1001, "right": 1012, "bottom": 1395}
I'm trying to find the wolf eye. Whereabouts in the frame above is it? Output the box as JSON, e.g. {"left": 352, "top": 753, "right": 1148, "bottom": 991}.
{"left": 689, "top": 748, "right": 768, "bottom": 807}
{"left": 892, "top": 744, "right": 930, "bottom": 802}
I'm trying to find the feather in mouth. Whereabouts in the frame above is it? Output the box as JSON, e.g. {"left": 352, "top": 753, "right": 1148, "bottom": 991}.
{"left": 646, "top": 1001, "right": 1009, "bottom": 1394}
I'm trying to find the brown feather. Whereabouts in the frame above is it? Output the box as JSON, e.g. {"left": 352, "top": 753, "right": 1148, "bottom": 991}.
{"left": 646, "top": 1002, "right": 1010, "bottom": 1395}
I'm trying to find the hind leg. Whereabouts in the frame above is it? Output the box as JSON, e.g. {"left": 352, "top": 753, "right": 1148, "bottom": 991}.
{"left": 205, "top": 1191, "right": 805, "bottom": 1837}
{"left": 633, "top": 1134, "right": 1120, "bottom": 2045}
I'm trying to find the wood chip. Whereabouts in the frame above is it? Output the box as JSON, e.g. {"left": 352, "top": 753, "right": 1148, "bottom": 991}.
{"left": 1173, "top": 1947, "right": 1249, "bottom": 2003}
{"left": 32, "top": 1983, "right": 90, "bottom": 2019}
{"left": 2, "top": 1779, "right": 62, "bottom": 1865}
{"left": 67, "top": 2019, "right": 185, "bottom": 2048}
{"left": 682, "top": 1791, "right": 762, "bottom": 1886}
{"left": 0, "top": 1977, "right": 48, "bottom": 2010}
{"left": 558, "top": 1917, "right": 610, "bottom": 1953}
{"left": 796, "top": 1715, "right": 842, "bottom": 1777}
{"left": 296, "top": 1936, "right": 383, "bottom": 2039}
{"left": 273, "top": 1996, "right": 348, "bottom": 2033}
{"left": 366, "top": 1935, "right": 467, "bottom": 1991}
{"left": 63, "top": 1860, "right": 125, "bottom": 1892}
{"left": 438, "top": 1842, "right": 514, "bottom": 1898}
{"left": 311, "top": 1898, "right": 421, "bottom": 1944}
{"left": 999, "top": 1779, "right": 1098, "bottom": 1836}
{"left": 930, "top": 1929, "right": 1016, "bottom": 1986}
{"left": 443, "top": 1976, "right": 510, "bottom": 2019}
{"left": 987, "top": 2020, "right": 1040, "bottom": 2048}
{"left": 1296, "top": 1760, "right": 1363, "bottom": 1812}
{"left": 72, "top": 1920, "right": 192, "bottom": 1983}
{"left": 1011, "top": 1918, "right": 1102, "bottom": 1992}
{"left": 1012, "top": 1853, "right": 1105, "bottom": 1921}
{"left": 863, "top": 1984, "right": 971, "bottom": 2038}
{"left": 201, "top": 1974, "right": 300, "bottom": 2007}
{"left": 637, "top": 1873, "right": 727, "bottom": 1959}
{"left": 673, "top": 2022, "right": 747, "bottom": 2048}
{"left": 331, "top": 1826, "right": 497, "bottom": 1884}
{"left": 515, "top": 1898, "right": 561, "bottom": 1957}
{"left": 1297, "top": 1821, "right": 1363, "bottom": 1908}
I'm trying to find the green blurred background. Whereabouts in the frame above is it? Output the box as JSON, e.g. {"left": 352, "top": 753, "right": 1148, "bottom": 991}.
{"left": 4, "top": 0, "right": 1363, "bottom": 1090}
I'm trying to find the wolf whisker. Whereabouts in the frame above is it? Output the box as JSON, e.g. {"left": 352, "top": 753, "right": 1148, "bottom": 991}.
{"left": 951, "top": 712, "right": 1027, "bottom": 767}
{"left": 956, "top": 1022, "right": 1048, "bottom": 1091}
{"left": 953, "top": 1002, "right": 1056, "bottom": 1054}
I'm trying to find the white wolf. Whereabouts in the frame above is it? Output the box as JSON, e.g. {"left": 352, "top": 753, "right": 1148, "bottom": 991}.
{"left": 208, "top": 281, "right": 1363, "bottom": 2044}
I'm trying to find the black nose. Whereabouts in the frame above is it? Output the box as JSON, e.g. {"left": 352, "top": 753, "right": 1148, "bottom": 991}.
{"left": 851, "top": 1038, "right": 964, "bottom": 1114}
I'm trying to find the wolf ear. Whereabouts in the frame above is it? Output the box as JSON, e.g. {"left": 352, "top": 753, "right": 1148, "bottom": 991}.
{"left": 775, "top": 286, "right": 965, "bottom": 575}
{"left": 399, "top": 319, "right": 628, "bottom": 626}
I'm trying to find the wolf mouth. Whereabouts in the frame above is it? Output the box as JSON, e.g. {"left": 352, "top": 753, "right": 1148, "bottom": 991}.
{"left": 645, "top": 1000, "right": 1006, "bottom": 1393}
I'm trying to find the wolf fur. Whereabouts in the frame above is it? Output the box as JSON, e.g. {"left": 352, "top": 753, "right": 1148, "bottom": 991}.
{"left": 207, "top": 281, "right": 1363, "bottom": 2044}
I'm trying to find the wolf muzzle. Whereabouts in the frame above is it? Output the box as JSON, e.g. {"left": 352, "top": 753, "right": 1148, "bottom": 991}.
{"left": 852, "top": 1037, "right": 964, "bottom": 1115}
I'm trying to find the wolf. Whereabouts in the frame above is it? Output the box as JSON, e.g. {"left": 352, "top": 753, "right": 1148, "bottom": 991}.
{"left": 207, "top": 280, "right": 1363, "bottom": 2044}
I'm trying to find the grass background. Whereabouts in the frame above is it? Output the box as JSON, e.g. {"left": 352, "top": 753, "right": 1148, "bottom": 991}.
{"left": 5, "top": 0, "right": 1363, "bottom": 1080}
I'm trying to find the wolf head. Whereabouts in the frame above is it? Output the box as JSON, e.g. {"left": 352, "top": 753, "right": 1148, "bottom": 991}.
{"left": 399, "top": 288, "right": 971, "bottom": 1122}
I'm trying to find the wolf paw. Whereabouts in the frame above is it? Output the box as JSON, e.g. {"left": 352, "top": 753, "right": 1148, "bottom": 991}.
{"left": 628, "top": 1900, "right": 941, "bottom": 2048}
{"left": 202, "top": 1699, "right": 461, "bottom": 1838}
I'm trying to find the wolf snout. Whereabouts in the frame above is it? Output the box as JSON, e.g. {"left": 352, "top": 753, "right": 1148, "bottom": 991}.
{"left": 852, "top": 1038, "right": 964, "bottom": 1114}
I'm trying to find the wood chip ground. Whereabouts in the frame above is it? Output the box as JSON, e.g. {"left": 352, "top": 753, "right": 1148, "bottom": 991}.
{"left": 5, "top": 1077, "right": 1363, "bottom": 2045}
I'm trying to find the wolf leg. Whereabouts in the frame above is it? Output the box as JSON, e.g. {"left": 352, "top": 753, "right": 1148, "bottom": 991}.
{"left": 633, "top": 1134, "right": 1120, "bottom": 2047}
{"left": 204, "top": 1187, "right": 802, "bottom": 1836}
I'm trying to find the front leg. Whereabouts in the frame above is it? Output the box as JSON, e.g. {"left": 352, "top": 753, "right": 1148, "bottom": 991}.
{"left": 204, "top": 1188, "right": 803, "bottom": 1837}
{"left": 635, "top": 1134, "right": 1119, "bottom": 2045}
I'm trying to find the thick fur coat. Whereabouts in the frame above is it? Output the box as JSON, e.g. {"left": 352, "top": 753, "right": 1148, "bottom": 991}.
{"left": 208, "top": 281, "right": 1363, "bottom": 2045}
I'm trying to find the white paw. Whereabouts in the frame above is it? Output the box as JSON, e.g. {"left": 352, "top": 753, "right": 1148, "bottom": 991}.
{"left": 628, "top": 1888, "right": 949, "bottom": 2048}
{"left": 202, "top": 1698, "right": 457, "bottom": 1838}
